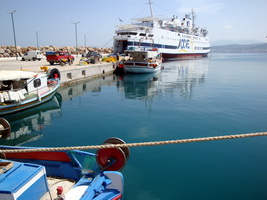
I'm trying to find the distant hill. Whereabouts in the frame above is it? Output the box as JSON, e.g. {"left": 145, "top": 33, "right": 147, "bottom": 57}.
{"left": 211, "top": 43, "right": 267, "bottom": 53}
{"left": 211, "top": 40, "right": 263, "bottom": 46}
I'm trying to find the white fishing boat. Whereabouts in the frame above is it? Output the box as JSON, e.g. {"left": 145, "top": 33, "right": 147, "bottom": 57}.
{"left": 0, "top": 68, "right": 60, "bottom": 115}
{"left": 113, "top": 1, "right": 210, "bottom": 60}
{"left": 123, "top": 47, "right": 162, "bottom": 73}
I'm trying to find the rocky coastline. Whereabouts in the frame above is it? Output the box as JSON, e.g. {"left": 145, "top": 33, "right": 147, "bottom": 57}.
{"left": 0, "top": 46, "right": 113, "bottom": 58}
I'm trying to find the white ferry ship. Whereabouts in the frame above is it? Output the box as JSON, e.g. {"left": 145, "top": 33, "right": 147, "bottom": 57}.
{"left": 113, "top": 1, "right": 211, "bottom": 60}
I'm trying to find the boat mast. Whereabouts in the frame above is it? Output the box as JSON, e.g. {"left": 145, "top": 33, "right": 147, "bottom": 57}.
{"left": 148, "top": 0, "right": 153, "bottom": 18}
{"left": 191, "top": 9, "right": 196, "bottom": 33}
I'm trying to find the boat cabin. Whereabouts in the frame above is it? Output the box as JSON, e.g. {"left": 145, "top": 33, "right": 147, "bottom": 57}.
{"left": 125, "top": 48, "right": 161, "bottom": 62}
{"left": 0, "top": 71, "right": 48, "bottom": 103}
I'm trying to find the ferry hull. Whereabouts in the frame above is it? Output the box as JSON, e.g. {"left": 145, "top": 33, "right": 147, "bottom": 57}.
{"left": 162, "top": 52, "right": 209, "bottom": 61}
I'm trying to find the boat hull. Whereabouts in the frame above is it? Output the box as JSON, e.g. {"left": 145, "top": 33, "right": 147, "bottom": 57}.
{"left": 0, "top": 146, "right": 125, "bottom": 200}
{"left": 0, "top": 82, "right": 60, "bottom": 115}
{"left": 124, "top": 64, "right": 161, "bottom": 74}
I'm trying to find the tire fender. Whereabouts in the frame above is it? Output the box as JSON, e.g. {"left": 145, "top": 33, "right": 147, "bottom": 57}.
{"left": 47, "top": 68, "right": 61, "bottom": 80}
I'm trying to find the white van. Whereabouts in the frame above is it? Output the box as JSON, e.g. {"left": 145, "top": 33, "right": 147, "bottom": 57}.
{"left": 22, "top": 50, "right": 43, "bottom": 61}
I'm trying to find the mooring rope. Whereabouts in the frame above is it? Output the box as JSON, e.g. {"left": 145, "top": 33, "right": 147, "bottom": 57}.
{"left": 0, "top": 132, "right": 267, "bottom": 153}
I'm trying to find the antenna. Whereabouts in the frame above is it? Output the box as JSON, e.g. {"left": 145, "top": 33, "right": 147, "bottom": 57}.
{"left": 147, "top": 0, "right": 153, "bottom": 18}
{"left": 191, "top": 9, "right": 196, "bottom": 31}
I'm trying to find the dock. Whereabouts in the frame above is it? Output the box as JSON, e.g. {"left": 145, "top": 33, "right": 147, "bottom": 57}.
{"left": 0, "top": 56, "right": 117, "bottom": 86}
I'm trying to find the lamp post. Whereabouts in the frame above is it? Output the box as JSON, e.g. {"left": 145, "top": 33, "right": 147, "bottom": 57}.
{"left": 36, "top": 31, "right": 39, "bottom": 50}
{"left": 72, "top": 21, "right": 80, "bottom": 56}
{"left": 7, "top": 10, "right": 18, "bottom": 60}
{"left": 84, "top": 34, "right": 87, "bottom": 55}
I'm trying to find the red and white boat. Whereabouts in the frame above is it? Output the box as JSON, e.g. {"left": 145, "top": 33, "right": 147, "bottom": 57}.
{"left": 123, "top": 47, "right": 162, "bottom": 74}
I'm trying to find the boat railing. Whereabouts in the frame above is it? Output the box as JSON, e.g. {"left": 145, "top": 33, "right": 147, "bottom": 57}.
{"left": 31, "top": 79, "right": 59, "bottom": 96}
{"left": 0, "top": 79, "right": 59, "bottom": 103}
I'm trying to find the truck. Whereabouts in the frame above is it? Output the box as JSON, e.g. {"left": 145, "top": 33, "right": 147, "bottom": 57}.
{"left": 45, "top": 51, "right": 74, "bottom": 66}
{"left": 22, "top": 50, "right": 43, "bottom": 61}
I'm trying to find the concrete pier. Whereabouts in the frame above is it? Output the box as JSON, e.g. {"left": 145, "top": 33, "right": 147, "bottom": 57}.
{"left": 59, "top": 62, "right": 116, "bottom": 86}
{"left": 0, "top": 57, "right": 117, "bottom": 86}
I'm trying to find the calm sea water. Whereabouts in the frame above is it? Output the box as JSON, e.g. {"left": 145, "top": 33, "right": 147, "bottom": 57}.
{"left": 1, "top": 53, "right": 267, "bottom": 200}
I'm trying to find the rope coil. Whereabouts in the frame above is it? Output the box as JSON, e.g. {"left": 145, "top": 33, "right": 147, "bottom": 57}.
{"left": 1, "top": 132, "right": 267, "bottom": 153}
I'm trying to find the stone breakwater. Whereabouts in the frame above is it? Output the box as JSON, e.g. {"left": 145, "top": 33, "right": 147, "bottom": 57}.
{"left": 0, "top": 46, "right": 113, "bottom": 58}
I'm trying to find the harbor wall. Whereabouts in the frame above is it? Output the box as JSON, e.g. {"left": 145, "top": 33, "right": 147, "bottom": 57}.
{"left": 59, "top": 62, "right": 117, "bottom": 86}
{"left": 0, "top": 56, "right": 118, "bottom": 86}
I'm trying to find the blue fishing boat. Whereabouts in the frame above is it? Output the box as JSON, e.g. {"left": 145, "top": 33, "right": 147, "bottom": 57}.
{"left": 0, "top": 119, "right": 129, "bottom": 199}
{"left": 0, "top": 144, "right": 128, "bottom": 199}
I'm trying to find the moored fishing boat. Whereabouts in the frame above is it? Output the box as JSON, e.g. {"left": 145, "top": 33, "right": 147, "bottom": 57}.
{"left": 0, "top": 120, "right": 129, "bottom": 200}
{"left": 0, "top": 68, "right": 60, "bottom": 115}
{"left": 123, "top": 47, "right": 162, "bottom": 73}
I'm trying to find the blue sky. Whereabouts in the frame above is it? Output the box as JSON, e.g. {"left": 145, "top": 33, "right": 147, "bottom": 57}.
{"left": 0, "top": 0, "right": 266, "bottom": 47}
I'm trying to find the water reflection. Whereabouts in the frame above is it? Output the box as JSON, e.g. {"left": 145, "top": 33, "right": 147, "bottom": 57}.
{"left": 0, "top": 59, "right": 209, "bottom": 145}
{"left": 118, "top": 73, "right": 159, "bottom": 100}
{"left": 117, "top": 73, "right": 160, "bottom": 111}
{"left": 58, "top": 75, "right": 115, "bottom": 101}
{"left": 159, "top": 59, "right": 209, "bottom": 99}
{"left": 0, "top": 75, "right": 118, "bottom": 145}
{"left": 118, "top": 59, "right": 209, "bottom": 100}
{"left": 0, "top": 93, "right": 62, "bottom": 146}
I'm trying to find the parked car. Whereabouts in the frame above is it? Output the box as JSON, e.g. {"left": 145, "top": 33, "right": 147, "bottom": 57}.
{"left": 85, "top": 51, "right": 102, "bottom": 59}
{"left": 22, "top": 50, "right": 43, "bottom": 61}
{"left": 84, "top": 51, "right": 102, "bottom": 64}
{"left": 46, "top": 51, "right": 74, "bottom": 66}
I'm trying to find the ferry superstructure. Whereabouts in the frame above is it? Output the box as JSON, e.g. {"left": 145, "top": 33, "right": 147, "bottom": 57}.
{"left": 113, "top": 3, "right": 210, "bottom": 60}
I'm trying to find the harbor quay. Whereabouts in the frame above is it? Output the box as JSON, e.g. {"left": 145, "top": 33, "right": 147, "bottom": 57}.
{"left": 0, "top": 56, "right": 117, "bottom": 86}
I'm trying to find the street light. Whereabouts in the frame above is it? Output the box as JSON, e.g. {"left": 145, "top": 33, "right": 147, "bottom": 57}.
{"left": 84, "top": 34, "right": 87, "bottom": 54}
{"left": 7, "top": 10, "right": 18, "bottom": 60}
{"left": 36, "top": 31, "right": 39, "bottom": 50}
{"left": 72, "top": 21, "right": 80, "bottom": 56}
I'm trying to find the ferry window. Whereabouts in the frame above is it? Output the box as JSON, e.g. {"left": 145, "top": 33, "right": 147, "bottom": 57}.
{"left": 119, "top": 32, "right": 137, "bottom": 35}
{"left": 148, "top": 34, "right": 154, "bottom": 37}
{"left": 33, "top": 79, "right": 41, "bottom": 88}
{"left": 187, "top": 21, "right": 190, "bottom": 27}
{"left": 140, "top": 33, "right": 146, "bottom": 36}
